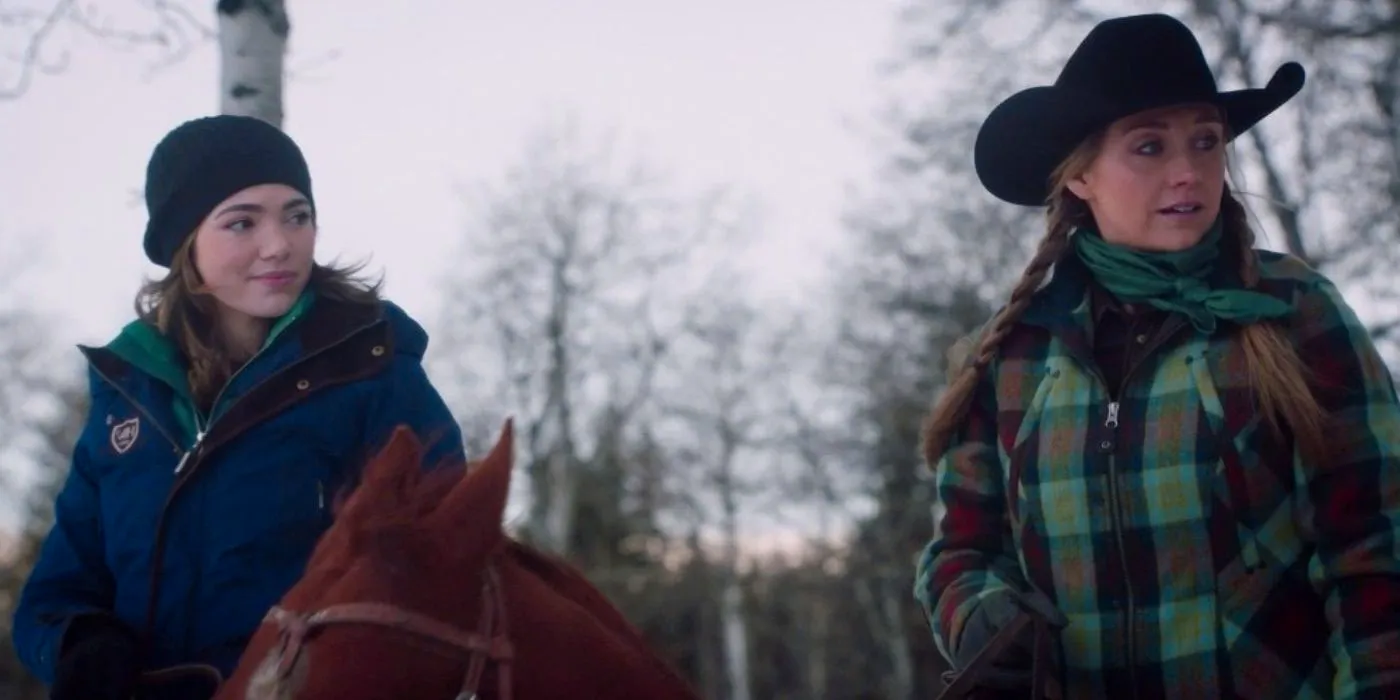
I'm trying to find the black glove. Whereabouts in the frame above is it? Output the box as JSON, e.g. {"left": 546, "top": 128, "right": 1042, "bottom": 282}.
{"left": 50, "top": 614, "right": 142, "bottom": 700}
{"left": 952, "top": 590, "right": 1033, "bottom": 689}
{"left": 951, "top": 588, "right": 1067, "bottom": 691}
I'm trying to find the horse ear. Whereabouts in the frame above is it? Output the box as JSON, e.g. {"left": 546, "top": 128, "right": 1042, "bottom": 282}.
{"left": 339, "top": 426, "right": 423, "bottom": 523}
{"left": 429, "top": 418, "right": 514, "bottom": 542}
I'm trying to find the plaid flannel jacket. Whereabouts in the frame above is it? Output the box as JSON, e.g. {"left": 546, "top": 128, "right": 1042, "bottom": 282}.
{"left": 915, "top": 249, "right": 1400, "bottom": 699}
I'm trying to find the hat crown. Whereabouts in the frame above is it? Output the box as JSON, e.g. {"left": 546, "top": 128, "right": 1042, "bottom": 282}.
{"left": 970, "top": 13, "right": 1304, "bottom": 207}
{"left": 140, "top": 114, "right": 313, "bottom": 266}
{"left": 144, "top": 115, "right": 295, "bottom": 212}
{"left": 1054, "top": 14, "right": 1218, "bottom": 109}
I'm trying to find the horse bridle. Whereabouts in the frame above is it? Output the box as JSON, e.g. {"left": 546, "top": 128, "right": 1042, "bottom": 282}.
{"left": 261, "top": 564, "right": 514, "bottom": 700}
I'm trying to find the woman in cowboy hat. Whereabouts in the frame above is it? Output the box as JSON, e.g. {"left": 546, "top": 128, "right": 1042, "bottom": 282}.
{"left": 914, "top": 13, "right": 1400, "bottom": 699}
{"left": 11, "top": 114, "right": 466, "bottom": 700}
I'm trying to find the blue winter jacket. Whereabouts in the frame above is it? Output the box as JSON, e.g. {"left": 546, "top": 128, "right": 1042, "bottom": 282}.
{"left": 11, "top": 290, "right": 465, "bottom": 684}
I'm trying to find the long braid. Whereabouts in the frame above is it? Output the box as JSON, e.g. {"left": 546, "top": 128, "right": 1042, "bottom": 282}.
{"left": 1222, "top": 189, "right": 1328, "bottom": 464}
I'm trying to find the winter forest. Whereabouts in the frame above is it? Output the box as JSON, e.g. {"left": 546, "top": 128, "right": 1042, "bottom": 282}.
{"left": 1, "top": 0, "right": 1397, "bottom": 698}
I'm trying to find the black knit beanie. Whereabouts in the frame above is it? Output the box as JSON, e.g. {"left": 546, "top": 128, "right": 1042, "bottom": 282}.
{"left": 142, "top": 115, "right": 315, "bottom": 267}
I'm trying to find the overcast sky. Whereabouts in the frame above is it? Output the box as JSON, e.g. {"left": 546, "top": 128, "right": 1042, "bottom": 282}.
{"left": 1, "top": 0, "right": 897, "bottom": 349}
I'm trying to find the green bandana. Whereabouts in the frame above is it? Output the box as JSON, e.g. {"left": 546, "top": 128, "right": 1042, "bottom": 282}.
{"left": 1072, "top": 219, "right": 1293, "bottom": 334}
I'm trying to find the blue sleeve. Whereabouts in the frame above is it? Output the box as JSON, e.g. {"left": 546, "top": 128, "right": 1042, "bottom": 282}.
{"left": 361, "top": 350, "right": 465, "bottom": 472}
{"left": 11, "top": 375, "right": 117, "bottom": 684}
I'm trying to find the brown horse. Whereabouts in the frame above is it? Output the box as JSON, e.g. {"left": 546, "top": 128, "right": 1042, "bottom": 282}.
{"left": 203, "top": 419, "right": 701, "bottom": 699}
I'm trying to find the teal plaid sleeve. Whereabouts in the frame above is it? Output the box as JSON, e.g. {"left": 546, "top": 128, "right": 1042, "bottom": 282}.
{"left": 914, "top": 368, "right": 1030, "bottom": 664}
{"left": 1294, "top": 278, "right": 1400, "bottom": 698}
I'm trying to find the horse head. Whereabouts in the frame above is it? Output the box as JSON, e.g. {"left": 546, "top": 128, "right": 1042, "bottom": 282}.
{"left": 216, "top": 419, "right": 700, "bottom": 699}
{"left": 217, "top": 420, "right": 516, "bottom": 699}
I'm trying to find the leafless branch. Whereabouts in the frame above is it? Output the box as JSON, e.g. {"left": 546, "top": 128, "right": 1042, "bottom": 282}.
{"left": 0, "top": 0, "right": 214, "bottom": 100}
{"left": 0, "top": 0, "right": 71, "bottom": 99}
{"left": 1253, "top": 4, "right": 1400, "bottom": 39}
{"left": 1370, "top": 318, "right": 1400, "bottom": 342}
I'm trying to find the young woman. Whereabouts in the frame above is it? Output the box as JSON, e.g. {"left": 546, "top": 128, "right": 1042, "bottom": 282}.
{"left": 914, "top": 14, "right": 1400, "bottom": 699}
{"left": 12, "top": 114, "right": 466, "bottom": 700}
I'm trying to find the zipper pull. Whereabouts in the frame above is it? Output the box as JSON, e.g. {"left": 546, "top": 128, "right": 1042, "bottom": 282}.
{"left": 174, "top": 431, "right": 206, "bottom": 474}
{"left": 317, "top": 481, "right": 325, "bottom": 510}
{"left": 1105, "top": 402, "right": 1120, "bottom": 429}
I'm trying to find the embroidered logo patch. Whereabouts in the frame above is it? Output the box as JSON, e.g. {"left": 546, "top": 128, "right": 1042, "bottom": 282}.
{"left": 109, "top": 417, "right": 140, "bottom": 454}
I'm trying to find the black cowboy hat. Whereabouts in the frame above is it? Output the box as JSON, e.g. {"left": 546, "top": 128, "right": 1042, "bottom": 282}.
{"left": 973, "top": 13, "right": 1305, "bottom": 207}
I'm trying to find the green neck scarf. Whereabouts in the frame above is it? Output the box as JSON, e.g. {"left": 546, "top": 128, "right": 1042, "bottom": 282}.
{"left": 1072, "top": 219, "right": 1292, "bottom": 334}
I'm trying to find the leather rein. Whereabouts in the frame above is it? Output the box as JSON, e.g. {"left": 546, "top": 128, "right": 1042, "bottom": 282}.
{"left": 261, "top": 564, "right": 514, "bottom": 700}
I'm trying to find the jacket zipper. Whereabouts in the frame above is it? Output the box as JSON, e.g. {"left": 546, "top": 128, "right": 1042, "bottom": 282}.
{"left": 1044, "top": 311, "right": 1186, "bottom": 697}
{"left": 161, "top": 314, "right": 384, "bottom": 507}
{"left": 140, "top": 315, "right": 386, "bottom": 645}
{"left": 1099, "top": 315, "right": 1188, "bottom": 699}
{"left": 1101, "top": 401, "right": 1139, "bottom": 697}
{"left": 176, "top": 339, "right": 274, "bottom": 475}
{"left": 1022, "top": 348, "right": 1134, "bottom": 696}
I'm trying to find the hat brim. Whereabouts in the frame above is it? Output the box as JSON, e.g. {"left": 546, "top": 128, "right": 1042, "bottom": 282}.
{"left": 974, "top": 61, "right": 1305, "bottom": 207}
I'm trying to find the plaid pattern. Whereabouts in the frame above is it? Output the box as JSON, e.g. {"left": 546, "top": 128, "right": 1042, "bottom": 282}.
{"left": 915, "top": 251, "right": 1400, "bottom": 699}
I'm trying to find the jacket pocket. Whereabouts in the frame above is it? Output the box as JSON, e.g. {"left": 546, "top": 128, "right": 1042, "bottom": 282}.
{"left": 1190, "top": 348, "right": 1305, "bottom": 577}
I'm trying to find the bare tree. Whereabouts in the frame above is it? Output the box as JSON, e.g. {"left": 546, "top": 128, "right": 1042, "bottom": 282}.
{"left": 654, "top": 290, "right": 798, "bottom": 700}
{"left": 0, "top": 364, "right": 87, "bottom": 699}
{"left": 0, "top": 237, "right": 63, "bottom": 508}
{"left": 0, "top": 0, "right": 213, "bottom": 100}
{"left": 0, "top": 241, "right": 87, "bottom": 695}
{"left": 802, "top": 4, "right": 1100, "bottom": 695}
{"left": 1173, "top": 0, "right": 1399, "bottom": 291}
{"left": 432, "top": 116, "right": 751, "bottom": 555}
{"left": 3, "top": 0, "right": 296, "bottom": 129}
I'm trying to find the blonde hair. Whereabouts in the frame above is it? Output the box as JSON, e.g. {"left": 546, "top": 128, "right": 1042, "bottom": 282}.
{"left": 921, "top": 135, "right": 1327, "bottom": 469}
{"left": 134, "top": 235, "right": 382, "bottom": 411}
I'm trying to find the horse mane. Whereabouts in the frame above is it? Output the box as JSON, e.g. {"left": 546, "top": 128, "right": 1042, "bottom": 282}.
{"left": 501, "top": 540, "right": 693, "bottom": 687}
{"left": 502, "top": 541, "right": 640, "bottom": 639}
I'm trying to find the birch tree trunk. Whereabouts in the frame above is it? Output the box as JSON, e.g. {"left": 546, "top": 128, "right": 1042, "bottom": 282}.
{"left": 538, "top": 255, "right": 578, "bottom": 552}
{"left": 717, "top": 431, "right": 751, "bottom": 700}
{"left": 720, "top": 580, "right": 750, "bottom": 700}
{"left": 216, "top": 0, "right": 288, "bottom": 128}
{"left": 804, "top": 491, "right": 836, "bottom": 699}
